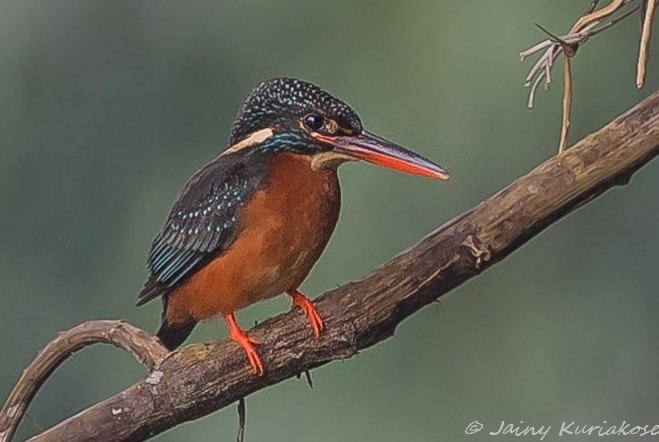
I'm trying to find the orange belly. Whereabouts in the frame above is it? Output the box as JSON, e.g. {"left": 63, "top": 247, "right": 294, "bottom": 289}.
{"left": 165, "top": 153, "right": 340, "bottom": 325}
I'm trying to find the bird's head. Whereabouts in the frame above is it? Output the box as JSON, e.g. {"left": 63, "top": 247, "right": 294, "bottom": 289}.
{"left": 227, "top": 77, "right": 449, "bottom": 180}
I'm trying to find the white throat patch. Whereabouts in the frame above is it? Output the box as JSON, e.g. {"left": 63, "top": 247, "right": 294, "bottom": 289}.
{"left": 310, "top": 151, "right": 355, "bottom": 170}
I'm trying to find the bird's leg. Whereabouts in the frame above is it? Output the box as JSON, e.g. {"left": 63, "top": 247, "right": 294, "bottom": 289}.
{"left": 223, "top": 313, "right": 264, "bottom": 376}
{"left": 287, "top": 289, "right": 324, "bottom": 338}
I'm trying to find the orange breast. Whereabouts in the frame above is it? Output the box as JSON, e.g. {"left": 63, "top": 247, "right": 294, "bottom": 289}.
{"left": 165, "top": 153, "right": 340, "bottom": 325}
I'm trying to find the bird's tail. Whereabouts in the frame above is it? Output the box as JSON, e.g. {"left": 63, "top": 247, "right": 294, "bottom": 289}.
{"left": 156, "top": 318, "right": 197, "bottom": 351}
{"left": 155, "top": 295, "right": 197, "bottom": 350}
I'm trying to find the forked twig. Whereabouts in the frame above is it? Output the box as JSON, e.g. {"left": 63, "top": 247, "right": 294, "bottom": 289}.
{"left": 521, "top": 0, "right": 646, "bottom": 154}
{"left": 521, "top": 7, "right": 634, "bottom": 110}
{"left": 0, "top": 320, "right": 168, "bottom": 442}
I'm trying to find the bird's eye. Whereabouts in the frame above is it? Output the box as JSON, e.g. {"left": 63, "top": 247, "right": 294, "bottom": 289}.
{"left": 303, "top": 114, "right": 324, "bottom": 131}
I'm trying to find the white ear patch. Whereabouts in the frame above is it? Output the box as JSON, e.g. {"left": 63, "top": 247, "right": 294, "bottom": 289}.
{"left": 223, "top": 128, "right": 274, "bottom": 155}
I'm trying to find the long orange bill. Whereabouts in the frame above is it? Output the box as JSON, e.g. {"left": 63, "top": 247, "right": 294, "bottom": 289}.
{"left": 313, "top": 130, "right": 449, "bottom": 180}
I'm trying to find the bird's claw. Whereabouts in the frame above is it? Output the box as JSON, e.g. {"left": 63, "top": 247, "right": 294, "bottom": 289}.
{"left": 289, "top": 289, "right": 324, "bottom": 338}
{"left": 225, "top": 313, "right": 265, "bottom": 375}
{"left": 230, "top": 331, "right": 264, "bottom": 375}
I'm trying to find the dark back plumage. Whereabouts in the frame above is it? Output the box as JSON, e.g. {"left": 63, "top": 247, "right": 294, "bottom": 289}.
{"left": 137, "top": 150, "right": 271, "bottom": 305}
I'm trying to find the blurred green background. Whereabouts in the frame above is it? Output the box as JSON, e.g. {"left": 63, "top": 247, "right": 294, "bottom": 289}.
{"left": 1, "top": 1, "right": 658, "bottom": 441}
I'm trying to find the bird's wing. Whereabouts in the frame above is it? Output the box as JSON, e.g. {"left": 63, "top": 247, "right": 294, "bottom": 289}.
{"left": 137, "top": 152, "right": 269, "bottom": 305}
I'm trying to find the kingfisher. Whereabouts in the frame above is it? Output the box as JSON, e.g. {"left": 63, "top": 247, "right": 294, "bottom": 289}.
{"left": 137, "top": 78, "right": 449, "bottom": 375}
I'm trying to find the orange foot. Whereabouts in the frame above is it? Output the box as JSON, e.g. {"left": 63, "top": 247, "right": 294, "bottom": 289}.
{"left": 224, "top": 313, "right": 264, "bottom": 376}
{"left": 288, "top": 289, "right": 324, "bottom": 338}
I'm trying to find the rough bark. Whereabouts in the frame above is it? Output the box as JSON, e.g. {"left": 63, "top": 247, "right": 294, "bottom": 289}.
{"left": 4, "top": 90, "right": 659, "bottom": 442}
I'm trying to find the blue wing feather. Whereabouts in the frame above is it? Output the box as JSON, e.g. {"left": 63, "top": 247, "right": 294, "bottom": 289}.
{"left": 137, "top": 150, "right": 271, "bottom": 305}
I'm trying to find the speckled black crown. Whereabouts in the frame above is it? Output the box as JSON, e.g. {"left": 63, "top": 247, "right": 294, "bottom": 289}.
{"left": 229, "top": 78, "right": 363, "bottom": 144}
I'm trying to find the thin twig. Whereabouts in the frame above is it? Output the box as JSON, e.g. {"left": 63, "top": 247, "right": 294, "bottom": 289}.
{"left": 590, "top": 5, "right": 642, "bottom": 36}
{"left": 637, "top": 0, "right": 657, "bottom": 88}
{"left": 303, "top": 370, "right": 314, "bottom": 389}
{"left": 236, "top": 398, "right": 246, "bottom": 442}
{"left": 560, "top": 57, "right": 573, "bottom": 155}
{"left": 295, "top": 369, "right": 314, "bottom": 388}
{"left": 534, "top": 24, "right": 578, "bottom": 154}
{"left": 572, "top": 0, "right": 627, "bottom": 33}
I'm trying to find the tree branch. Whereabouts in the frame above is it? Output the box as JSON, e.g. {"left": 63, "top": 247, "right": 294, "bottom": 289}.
{"left": 4, "top": 90, "right": 659, "bottom": 442}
